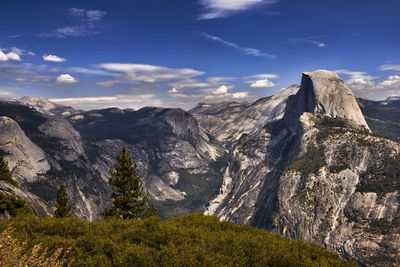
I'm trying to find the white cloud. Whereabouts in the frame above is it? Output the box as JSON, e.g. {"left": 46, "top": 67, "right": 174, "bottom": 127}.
{"left": 379, "top": 64, "right": 400, "bottom": 71}
{"left": 291, "top": 36, "right": 326, "bottom": 47}
{"left": 336, "top": 69, "right": 400, "bottom": 100}
{"left": 0, "top": 50, "right": 9, "bottom": 61}
{"left": 167, "top": 88, "right": 181, "bottom": 94}
{"left": 97, "top": 63, "right": 205, "bottom": 84}
{"left": 250, "top": 79, "right": 276, "bottom": 88}
{"left": 198, "top": 0, "right": 278, "bottom": 19}
{"left": 0, "top": 50, "right": 22, "bottom": 61}
{"left": 43, "top": 54, "right": 67, "bottom": 62}
{"left": 0, "top": 89, "right": 15, "bottom": 96}
{"left": 200, "top": 32, "right": 275, "bottom": 58}
{"left": 213, "top": 85, "right": 229, "bottom": 94}
{"left": 56, "top": 74, "right": 77, "bottom": 83}
{"left": 378, "top": 75, "right": 400, "bottom": 87}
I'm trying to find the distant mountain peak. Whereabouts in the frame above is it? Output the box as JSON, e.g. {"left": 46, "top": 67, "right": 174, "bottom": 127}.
{"left": 0, "top": 96, "right": 79, "bottom": 118}
{"left": 285, "top": 70, "right": 371, "bottom": 131}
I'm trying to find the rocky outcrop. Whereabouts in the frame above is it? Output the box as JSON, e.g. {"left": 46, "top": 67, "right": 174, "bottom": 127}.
{"left": 39, "top": 118, "right": 85, "bottom": 161}
{"left": 18, "top": 96, "right": 77, "bottom": 117}
{"left": 285, "top": 70, "right": 370, "bottom": 131}
{"left": 0, "top": 116, "right": 50, "bottom": 183}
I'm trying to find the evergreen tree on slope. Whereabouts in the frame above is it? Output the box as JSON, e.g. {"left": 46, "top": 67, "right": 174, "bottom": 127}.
{"left": 102, "top": 147, "right": 157, "bottom": 220}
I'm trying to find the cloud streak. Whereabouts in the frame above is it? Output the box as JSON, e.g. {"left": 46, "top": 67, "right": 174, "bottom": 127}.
{"left": 291, "top": 36, "right": 326, "bottom": 47}
{"left": 198, "top": 0, "right": 278, "bottom": 19}
{"left": 97, "top": 63, "right": 205, "bottom": 85}
{"left": 200, "top": 32, "right": 275, "bottom": 58}
{"left": 38, "top": 8, "right": 106, "bottom": 38}
{"left": 380, "top": 64, "right": 400, "bottom": 71}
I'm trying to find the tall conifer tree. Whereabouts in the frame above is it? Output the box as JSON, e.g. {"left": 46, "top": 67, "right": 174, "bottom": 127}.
{"left": 55, "top": 184, "right": 73, "bottom": 218}
{"left": 102, "top": 147, "right": 157, "bottom": 219}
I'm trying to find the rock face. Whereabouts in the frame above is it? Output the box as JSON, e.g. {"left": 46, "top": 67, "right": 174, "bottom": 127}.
{"left": 0, "top": 116, "right": 50, "bottom": 183}
{"left": 285, "top": 70, "right": 370, "bottom": 131}
{"left": 205, "top": 70, "right": 399, "bottom": 265}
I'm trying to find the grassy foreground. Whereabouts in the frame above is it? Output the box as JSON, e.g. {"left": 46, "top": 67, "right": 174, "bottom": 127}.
{"left": 0, "top": 213, "right": 356, "bottom": 266}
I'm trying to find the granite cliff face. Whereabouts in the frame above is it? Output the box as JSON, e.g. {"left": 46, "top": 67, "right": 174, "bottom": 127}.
{"left": 0, "top": 70, "right": 399, "bottom": 265}
{"left": 205, "top": 70, "right": 399, "bottom": 265}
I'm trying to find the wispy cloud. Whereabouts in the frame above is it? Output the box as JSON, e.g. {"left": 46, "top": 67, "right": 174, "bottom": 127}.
{"left": 379, "top": 64, "right": 400, "bottom": 71}
{"left": 0, "top": 89, "right": 15, "bottom": 96}
{"left": 291, "top": 36, "right": 326, "bottom": 47}
{"left": 198, "top": 0, "right": 278, "bottom": 19}
{"left": 67, "top": 67, "right": 120, "bottom": 77}
{"left": 38, "top": 8, "right": 106, "bottom": 38}
{"left": 97, "top": 63, "right": 205, "bottom": 86}
{"left": 200, "top": 32, "right": 275, "bottom": 58}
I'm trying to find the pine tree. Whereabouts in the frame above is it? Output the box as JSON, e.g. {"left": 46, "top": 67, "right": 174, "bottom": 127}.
{"left": 102, "top": 147, "right": 157, "bottom": 220}
{"left": 54, "top": 184, "right": 73, "bottom": 218}
{"left": 0, "top": 152, "right": 18, "bottom": 188}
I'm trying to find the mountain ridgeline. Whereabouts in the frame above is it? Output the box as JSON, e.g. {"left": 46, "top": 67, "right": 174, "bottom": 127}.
{"left": 0, "top": 70, "right": 399, "bottom": 265}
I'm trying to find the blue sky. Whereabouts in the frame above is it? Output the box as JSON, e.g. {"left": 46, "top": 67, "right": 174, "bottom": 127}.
{"left": 0, "top": 0, "right": 399, "bottom": 110}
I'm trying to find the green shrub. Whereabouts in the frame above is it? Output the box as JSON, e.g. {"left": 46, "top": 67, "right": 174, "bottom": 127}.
{"left": 286, "top": 144, "right": 326, "bottom": 177}
{"left": 0, "top": 152, "right": 18, "bottom": 188}
{"left": 0, "top": 193, "right": 33, "bottom": 217}
{"left": 0, "top": 213, "right": 357, "bottom": 266}
{"left": 357, "top": 155, "right": 400, "bottom": 196}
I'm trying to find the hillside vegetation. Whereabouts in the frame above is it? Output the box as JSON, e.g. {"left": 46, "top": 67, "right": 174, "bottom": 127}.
{"left": 0, "top": 213, "right": 356, "bottom": 266}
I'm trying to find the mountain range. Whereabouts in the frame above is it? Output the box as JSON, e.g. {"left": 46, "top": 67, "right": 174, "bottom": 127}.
{"left": 1, "top": 70, "right": 399, "bottom": 265}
